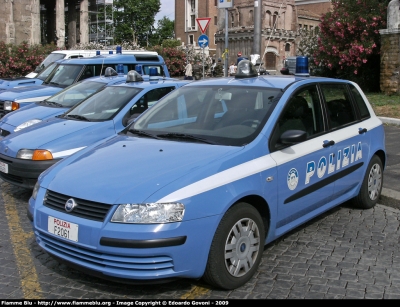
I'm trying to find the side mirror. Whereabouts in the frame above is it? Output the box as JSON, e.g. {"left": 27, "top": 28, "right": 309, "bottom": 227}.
{"left": 280, "top": 130, "right": 307, "bottom": 145}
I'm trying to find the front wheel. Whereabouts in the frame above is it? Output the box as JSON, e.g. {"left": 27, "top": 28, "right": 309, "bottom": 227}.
{"left": 202, "top": 203, "right": 265, "bottom": 290}
{"left": 352, "top": 155, "right": 383, "bottom": 209}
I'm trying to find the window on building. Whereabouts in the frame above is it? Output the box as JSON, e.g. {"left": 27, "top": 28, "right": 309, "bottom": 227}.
{"left": 272, "top": 12, "right": 278, "bottom": 28}
{"left": 215, "top": 0, "right": 217, "bottom": 6}
{"left": 249, "top": 10, "right": 253, "bottom": 25}
{"left": 191, "top": 15, "right": 196, "bottom": 28}
{"left": 265, "top": 10, "right": 272, "bottom": 28}
{"left": 189, "top": 35, "right": 194, "bottom": 45}
{"left": 214, "top": 16, "right": 217, "bottom": 26}
{"left": 231, "top": 13, "right": 234, "bottom": 27}
{"left": 285, "top": 43, "right": 290, "bottom": 52}
{"left": 304, "top": 25, "right": 308, "bottom": 31}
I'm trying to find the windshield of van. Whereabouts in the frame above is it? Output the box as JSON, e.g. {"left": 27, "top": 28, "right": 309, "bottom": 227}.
{"left": 36, "top": 62, "right": 58, "bottom": 81}
{"left": 34, "top": 53, "right": 66, "bottom": 74}
{"left": 129, "top": 86, "right": 281, "bottom": 146}
{"left": 44, "top": 64, "right": 84, "bottom": 87}
{"left": 63, "top": 86, "right": 142, "bottom": 121}
{"left": 42, "top": 81, "right": 107, "bottom": 108}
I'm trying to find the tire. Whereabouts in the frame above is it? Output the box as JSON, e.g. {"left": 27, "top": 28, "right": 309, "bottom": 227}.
{"left": 352, "top": 155, "right": 383, "bottom": 209}
{"left": 202, "top": 203, "right": 265, "bottom": 290}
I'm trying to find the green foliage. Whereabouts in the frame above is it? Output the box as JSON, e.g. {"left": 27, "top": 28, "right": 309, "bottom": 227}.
{"left": 160, "top": 39, "right": 182, "bottom": 48}
{"left": 113, "top": 0, "right": 161, "bottom": 46}
{"left": 0, "top": 41, "right": 59, "bottom": 78}
{"left": 313, "top": 0, "right": 390, "bottom": 92}
{"left": 149, "top": 17, "right": 175, "bottom": 46}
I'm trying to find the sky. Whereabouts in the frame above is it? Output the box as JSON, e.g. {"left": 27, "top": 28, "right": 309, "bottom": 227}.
{"left": 155, "top": 0, "right": 175, "bottom": 24}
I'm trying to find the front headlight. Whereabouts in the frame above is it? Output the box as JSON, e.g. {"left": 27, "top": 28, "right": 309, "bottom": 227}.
{"left": 32, "top": 181, "right": 40, "bottom": 200}
{"left": 4, "top": 101, "right": 19, "bottom": 111}
{"left": 111, "top": 203, "right": 185, "bottom": 223}
{"left": 17, "top": 149, "right": 53, "bottom": 160}
{"left": 14, "top": 119, "right": 42, "bottom": 132}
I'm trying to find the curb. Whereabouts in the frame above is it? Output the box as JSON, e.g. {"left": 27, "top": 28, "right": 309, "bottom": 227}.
{"left": 377, "top": 117, "right": 400, "bottom": 210}
{"left": 378, "top": 116, "right": 400, "bottom": 126}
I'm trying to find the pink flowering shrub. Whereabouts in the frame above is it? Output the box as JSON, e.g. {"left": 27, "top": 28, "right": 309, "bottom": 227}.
{"left": 0, "top": 41, "right": 59, "bottom": 78}
{"left": 149, "top": 46, "right": 187, "bottom": 77}
{"left": 313, "top": 0, "right": 389, "bottom": 91}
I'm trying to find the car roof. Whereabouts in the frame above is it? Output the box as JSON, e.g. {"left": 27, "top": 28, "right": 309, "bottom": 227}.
{"left": 53, "top": 54, "right": 165, "bottom": 65}
{"left": 182, "top": 74, "right": 347, "bottom": 90}
{"left": 110, "top": 78, "right": 189, "bottom": 89}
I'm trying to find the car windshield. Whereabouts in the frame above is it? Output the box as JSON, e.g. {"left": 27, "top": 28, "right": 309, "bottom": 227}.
{"left": 36, "top": 62, "right": 58, "bottom": 81}
{"left": 130, "top": 85, "right": 281, "bottom": 146}
{"left": 44, "top": 64, "right": 84, "bottom": 87}
{"left": 64, "top": 86, "right": 142, "bottom": 121}
{"left": 42, "top": 81, "right": 107, "bottom": 108}
{"left": 34, "top": 53, "right": 66, "bottom": 74}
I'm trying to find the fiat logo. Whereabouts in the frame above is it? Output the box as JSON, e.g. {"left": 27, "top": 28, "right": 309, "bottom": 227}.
{"left": 65, "top": 198, "right": 78, "bottom": 212}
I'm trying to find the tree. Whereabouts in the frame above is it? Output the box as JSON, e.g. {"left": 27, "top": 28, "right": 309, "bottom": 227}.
{"left": 113, "top": 0, "right": 161, "bottom": 46}
{"left": 313, "top": 0, "right": 390, "bottom": 91}
{"left": 149, "top": 17, "right": 175, "bottom": 47}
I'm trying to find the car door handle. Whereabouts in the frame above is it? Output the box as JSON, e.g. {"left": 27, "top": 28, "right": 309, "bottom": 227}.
{"left": 358, "top": 128, "right": 367, "bottom": 134}
{"left": 323, "top": 140, "right": 335, "bottom": 148}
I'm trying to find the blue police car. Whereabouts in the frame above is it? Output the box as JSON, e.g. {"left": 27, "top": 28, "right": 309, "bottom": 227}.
{"left": 0, "top": 52, "right": 170, "bottom": 118}
{"left": 0, "top": 71, "right": 189, "bottom": 189}
{"left": 0, "top": 68, "right": 127, "bottom": 138}
{"left": 27, "top": 59, "right": 385, "bottom": 290}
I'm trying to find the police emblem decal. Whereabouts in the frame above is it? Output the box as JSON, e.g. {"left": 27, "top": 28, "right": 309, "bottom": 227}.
{"left": 65, "top": 198, "right": 77, "bottom": 212}
{"left": 287, "top": 168, "right": 299, "bottom": 190}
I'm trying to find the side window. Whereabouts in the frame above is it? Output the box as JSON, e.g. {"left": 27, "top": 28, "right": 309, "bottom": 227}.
{"left": 270, "top": 85, "right": 324, "bottom": 151}
{"left": 349, "top": 84, "right": 370, "bottom": 120}
{"left": 123, "top": 87, "right": 176, "bottom": 126}
{"left": 320, "top": 83, "right": 356, "bottom": 129}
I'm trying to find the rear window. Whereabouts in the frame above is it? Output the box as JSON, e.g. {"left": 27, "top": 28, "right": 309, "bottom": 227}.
{"left": 349, "top": 84, "right": 370, "bottom": 120}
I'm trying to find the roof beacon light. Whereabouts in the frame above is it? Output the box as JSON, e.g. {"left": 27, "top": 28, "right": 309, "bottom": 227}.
{"left": 104, "top": 67, "right": 118, "bottom": 77}
{"left": 117, "top": 64, "right": 124, "bottom": 75}
{"left": 126, "top": 70, "right": 144, "bottom": 83}
{"left": 295, "top": 56, "right": 310, "bottom": 77}
{"left": 235, "top": 60, "right": 258, "bottom": 79}
{"left": 109, "top": 50, "right": 113, "bottom": 54}
{"left": 135, "top": 65, "right": 143, "bottom": 75}
{"left": 149, "top": 67, "right": 158, "bottom": 76}
{"left": 96, "top": 50, "right": 100, "bottom": 56}
{"left": 116, "top": 46, "right": 122, "bottom": 54}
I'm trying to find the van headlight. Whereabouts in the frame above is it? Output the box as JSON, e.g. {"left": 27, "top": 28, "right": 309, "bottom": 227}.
{"left": 111, "top": 203, "right": 185, "bottom": 223}
{"left": 17, "top": 149, "right": 53, "bottom": 160}
{"left": 4, "top": 101, "right": 19, "bottom": 111}
{"left": 14, "top": 119, "right": 42, "bottom": 132}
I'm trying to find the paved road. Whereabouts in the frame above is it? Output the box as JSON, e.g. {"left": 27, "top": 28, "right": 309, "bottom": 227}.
{"left": 0, "top": 124, "right": 399, "bottom": 300}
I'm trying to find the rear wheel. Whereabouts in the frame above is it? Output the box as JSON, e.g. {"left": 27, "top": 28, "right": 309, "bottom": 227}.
{"left": 202, "top": 203, "right": 265, "bottom": 290}
{"left": 352, "top": 155, "right": 383, "bottom": 209}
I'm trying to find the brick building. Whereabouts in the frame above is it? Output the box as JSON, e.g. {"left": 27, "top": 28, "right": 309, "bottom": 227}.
{"left": 174, "top": 0, "right": 331, "bottom": 72}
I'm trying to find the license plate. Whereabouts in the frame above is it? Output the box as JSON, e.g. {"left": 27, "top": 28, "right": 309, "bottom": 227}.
{"left": 48, "top": 216, "right": 78, "bottom": 242}
{"left": 0, "top": 161, "right": 8, "bottom": 174}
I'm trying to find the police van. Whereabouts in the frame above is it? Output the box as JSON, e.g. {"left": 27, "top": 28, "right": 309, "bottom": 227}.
{"left": 0, "top": 52, "right": 170, "bottom": 118}
{"left": 0, "top": 48, "right": 160, "bottom": 90}
{"left": 27, "top": 57, "right": 385, "bottom": 290}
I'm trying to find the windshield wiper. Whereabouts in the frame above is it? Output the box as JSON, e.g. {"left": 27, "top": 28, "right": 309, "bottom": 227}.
{"left": 65, "top": 114, "right": 90, "bottom": 121}
{"left": 128, "top": 129, "right": 160, "bottom": 139}
{"left": 44, "top": 101, "right": 63, "bottom": 107}
{"left": 49, "top": 81, "right": 61, "bottom": 86}
{"left": 157, "top": 133, "right": 216, "bottom": 144}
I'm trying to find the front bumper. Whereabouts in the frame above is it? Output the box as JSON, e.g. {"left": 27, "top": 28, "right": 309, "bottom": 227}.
{"left": 29, "top": 188, "right": 220, "bottom": 282}
{"left": 0, "top": 153, "right": 60, "bottom": 189}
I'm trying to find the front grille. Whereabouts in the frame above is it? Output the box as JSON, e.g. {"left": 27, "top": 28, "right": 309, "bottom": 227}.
{"left": 0, "top": 172, "right": 23, "bottom": 184}
{"left": 38, "top": 231, "right": 175, "bottom": 273}
{"left": 44, "top": 190, "right": 112, "bottom": 222}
